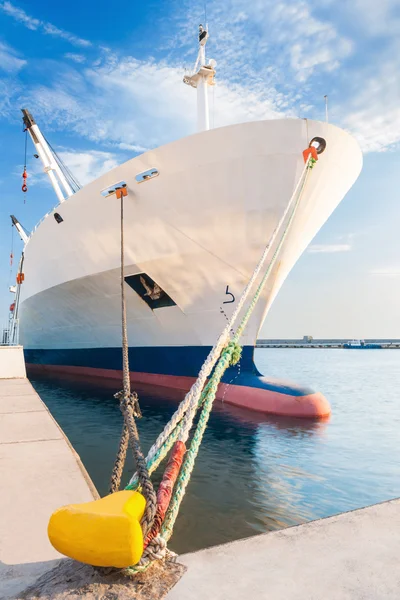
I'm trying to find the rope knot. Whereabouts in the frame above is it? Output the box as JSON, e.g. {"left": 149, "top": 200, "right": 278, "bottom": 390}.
{"left": 139, "top": 535, "right": 167, "bottom": 566}
{"left": 114, "top": 390, "right": 142, "bottom": 419}
{"left": 225, "top": 341, "right": 242, "bottom": 366}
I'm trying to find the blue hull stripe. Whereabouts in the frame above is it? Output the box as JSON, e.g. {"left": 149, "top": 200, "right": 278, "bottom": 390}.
{"left": 24, "top": 346, "right": 315, "bottom": 397}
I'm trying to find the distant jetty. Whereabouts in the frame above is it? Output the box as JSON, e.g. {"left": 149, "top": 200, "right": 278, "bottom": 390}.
{"left": 256, "top": 338, "right": 400, "bottom": 349}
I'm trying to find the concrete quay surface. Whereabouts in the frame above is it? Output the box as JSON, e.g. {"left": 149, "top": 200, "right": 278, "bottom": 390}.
{"left": 0, "top": 377, "right": 97, "bottom": 600}
{"left": 167, "top": 498, "right": 400, "bottom": 600}
{"left": 0, "top": 347, "right": 26, "bottom": 379}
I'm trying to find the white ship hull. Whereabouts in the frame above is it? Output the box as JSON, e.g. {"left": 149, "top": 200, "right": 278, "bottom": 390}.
{"left": 19, "top": 118, "right": 362, "bottom": 417}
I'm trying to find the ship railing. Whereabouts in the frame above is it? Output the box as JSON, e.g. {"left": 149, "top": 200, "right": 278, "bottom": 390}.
{"left": 1, "top": 319, "right": 20, "bottom": 346}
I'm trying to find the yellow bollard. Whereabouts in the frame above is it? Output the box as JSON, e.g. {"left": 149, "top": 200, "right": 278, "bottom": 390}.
{"left": 48, "top": 490, "right": 146, "bottom": 568}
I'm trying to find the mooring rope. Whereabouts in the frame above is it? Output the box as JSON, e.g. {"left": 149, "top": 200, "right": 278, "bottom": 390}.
{"left": 161, "top": 341, "right": 241, "bottom": 542}
{"left": 123, "top": 154, "right": 316, "bottom": 572}
{"left": 158, "top": 159, "right": 313, "bottom": 542}
{"left": 109, "top": 188, "right": 157, "bottom": 538}
{"left": 127, "top": 156, "right": 313, "bottom": 490}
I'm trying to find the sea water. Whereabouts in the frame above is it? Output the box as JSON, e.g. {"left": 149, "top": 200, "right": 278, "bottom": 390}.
{"left": 31, "top": 348, "right": 400, "bottom": 554}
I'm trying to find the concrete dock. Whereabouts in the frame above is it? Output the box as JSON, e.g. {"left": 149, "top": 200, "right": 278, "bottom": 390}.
{"left": 1, "top": 347, "right": 400, "bottom": 599}
{"left": 0, "top": 347, "right": 97, "bottom": 599}
{"left": 12, "top": 498, "right": 400, "bottom": 600}
{"left": 0, "top": 346, "right": 26, "bottom": 379}
{"left": 167, "top": 498, "right": 400, "bottom": 600}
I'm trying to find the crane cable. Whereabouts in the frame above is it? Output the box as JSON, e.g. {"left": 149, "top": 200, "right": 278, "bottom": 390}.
{"left": 8, "top": 224, "right": 14, "bottom": 287}
{"left": 44, "top": 136, "right": 82, "bottom": 193}
{"left": 22, "top": 129, "right": 28, "bottom": 198}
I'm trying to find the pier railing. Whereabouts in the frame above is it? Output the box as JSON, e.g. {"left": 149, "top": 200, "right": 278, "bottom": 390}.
{"left": 1, "top": 319, "right": 20, "bottom": 346}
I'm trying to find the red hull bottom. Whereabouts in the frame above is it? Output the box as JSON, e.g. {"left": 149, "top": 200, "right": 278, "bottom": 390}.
{"left": 26, "top": 363, "right": 331, "bottom": 419}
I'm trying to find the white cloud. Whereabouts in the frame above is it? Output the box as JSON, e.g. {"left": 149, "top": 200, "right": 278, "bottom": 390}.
{"left": 172, "top": 0, "right": 352, "bottom": 84}
{"left": 58, "top": 150, "right": 120, "bottom": 185}
{"left": 0, "top": 0, "right": 39, "bottom": 29}
{"left": 350, "top": 0, "right": 400, "bottom": 36}
{"left": 308, "top": 244, "right": 352, "bottom": 253}
{"left": 0, "top": 1, "right": 91, "bottom": 47}
{"left": 17, "top": 37, "right": 393, "bottom": 156}
{"left": 266, "top": 1, "right": 352, "bottom": 81}
{"left": 3, "top": 0, "right": 400, "bottom": 156}
{"left": 0, "top": 78, "right": 20, "bottom": 116}
{"left": 21, "top": 55, "right": 287, "bottom": 150}
{"left": 18, "top": 149, "right": 120, "bottom": 190}
{"left": 202, "top": 0, "right": 398, "bottom": 151}
{"left": 342, "top": 57, "right": 400, "bottom": 152}
{"left": 64, "top": 53, "right": 86, "bottom": 64}
{"left": 0, "top": 41, "right": 26, "bottom": 72}
{"left": 42, "top": 23, "right": 90, "bottom": 48}
{"left": 0, "top": 42, "right": 25, "bottom": 117}
{"left": 117, "top": 142, "right": 149, "bottom": 153}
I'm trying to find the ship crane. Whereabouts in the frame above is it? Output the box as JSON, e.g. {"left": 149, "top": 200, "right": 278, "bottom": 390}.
{"left": 183, "top": 25, "right": 216, "bottom": 132}
{"left": 10, "top": 215, "right": 29, "bottom": 245}
{"left": 21, "top": 108, "right": 76, "bottom": 204}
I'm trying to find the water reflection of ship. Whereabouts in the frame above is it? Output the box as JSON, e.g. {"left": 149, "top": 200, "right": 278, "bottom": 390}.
{"left": 214, "top": 400, "right": 329, "bottom": 437}
{"left": 172, "top": 394, "right": 322, "bottom": 552}
{"left": 138, "top": 386, "right": 325, "bottom": 551}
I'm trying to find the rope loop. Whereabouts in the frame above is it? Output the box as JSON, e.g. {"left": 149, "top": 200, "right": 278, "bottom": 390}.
{"left": 139, "top": 535, "right": 167, "bottom": 565}
{"left": 125, "top": 541, "right": 176, "bottom": 575}
{"left": 114, "top": 389, "right": 142, "bottom": 419}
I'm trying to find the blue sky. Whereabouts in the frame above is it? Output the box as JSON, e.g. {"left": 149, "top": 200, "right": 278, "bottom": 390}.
{"left": 0, "top": 0, "right": 399, "bottom": 337}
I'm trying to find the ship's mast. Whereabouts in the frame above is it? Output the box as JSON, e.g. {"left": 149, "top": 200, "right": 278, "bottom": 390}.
{"left": 21, "top": 108, "right": 73, "bottom": 204}
{"left": 183, "top": 25, "right": 216, "bottom": 132}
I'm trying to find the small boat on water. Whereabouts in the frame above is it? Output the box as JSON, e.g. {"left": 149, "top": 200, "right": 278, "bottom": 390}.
{"left": 343, "top": 340, "right": 382, "bottom": 349}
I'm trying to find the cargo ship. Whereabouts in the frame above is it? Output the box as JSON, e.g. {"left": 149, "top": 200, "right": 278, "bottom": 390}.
{"left": 11, "top": 27, "right": 363, "bottom": 417}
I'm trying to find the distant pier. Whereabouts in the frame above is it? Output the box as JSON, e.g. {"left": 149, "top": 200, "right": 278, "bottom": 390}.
{"left": 256, "top": 338, "right": 400, "bottom": 349}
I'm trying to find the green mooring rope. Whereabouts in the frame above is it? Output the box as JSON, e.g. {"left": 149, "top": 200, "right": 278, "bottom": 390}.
{"left": 161, "top": 341, "right": 241, "bottom": 541}
{"left": 159, "top": 159, "right": 312, "bottom": 543}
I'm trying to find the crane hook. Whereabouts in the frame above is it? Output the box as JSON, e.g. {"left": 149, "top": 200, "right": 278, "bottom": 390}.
{"left": 22, "top": 168, "right": 28, "bottom": 193}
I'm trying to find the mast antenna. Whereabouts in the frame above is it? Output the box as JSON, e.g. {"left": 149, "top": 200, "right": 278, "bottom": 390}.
{"left": 183, "top": 25, "right": 216, "bottom": 132}
{"left": 324, "top": 95, "right": 329, "bottom": 123}
{"left": 21, "top": 108, "right": 73, "bottom": 204}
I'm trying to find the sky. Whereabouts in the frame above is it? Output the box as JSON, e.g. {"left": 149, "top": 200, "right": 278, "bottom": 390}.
{"left": 0, "top": 0, "right": 399, "bottom": 338}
